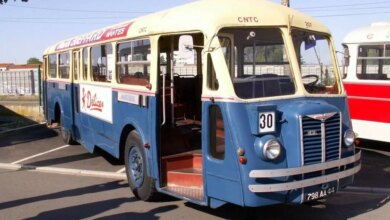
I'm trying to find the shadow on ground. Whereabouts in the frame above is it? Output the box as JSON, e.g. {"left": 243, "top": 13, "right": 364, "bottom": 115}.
{"left": 0, "top": 105, "right": 37, "bottom": 132}
{"left": 0, "top": 105, "right": 56, "bottom": 147}
{"left": 185, "top": 194, "right": 389, "bottom": 220}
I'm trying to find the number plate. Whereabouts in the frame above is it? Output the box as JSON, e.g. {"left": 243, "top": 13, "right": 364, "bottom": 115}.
{"left": 259, "top": 112, "right": 275, "bottom": 133}
{"left": 304, "top": 187, "right": 335, "bottom": 202}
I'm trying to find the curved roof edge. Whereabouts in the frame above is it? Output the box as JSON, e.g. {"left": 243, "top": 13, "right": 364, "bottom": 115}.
{"left": 44, "top": 0, "right": 331, "bottom": 54}
{"left": 343, "top": 22, "right": 390, "bottom": 44}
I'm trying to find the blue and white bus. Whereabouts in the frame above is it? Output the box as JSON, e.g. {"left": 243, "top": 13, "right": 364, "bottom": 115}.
{"left": 43, "top": 0, "right": 361, "bottom": 208}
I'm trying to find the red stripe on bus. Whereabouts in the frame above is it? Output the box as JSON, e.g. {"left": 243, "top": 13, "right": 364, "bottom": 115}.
{"left": 344, "top": 82, "right": 390, "bottom": 99}
{"left": 55, "top": 22, "right": 133, "bottom": 51}
{"left": 345, "top": 83, "right": 390, "bottom": 123}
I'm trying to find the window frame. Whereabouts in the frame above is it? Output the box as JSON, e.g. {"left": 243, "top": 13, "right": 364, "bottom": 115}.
{"left": 116, "top": 38, "right": 151, "bottom": 86}
{"left": 91, "top": 43, "right": 113, "bottom": 83}
{"left": 356, "top": 44, "right": 390, "bottom": 80}
{"left": 48, "top": 53, "right": 58, "bottom": 79}
{"left": 59, "top": 52, "right": 70, "bottom": 79}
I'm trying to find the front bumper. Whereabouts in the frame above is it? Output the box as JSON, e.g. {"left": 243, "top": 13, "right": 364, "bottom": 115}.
{"left": 248, "top": 150, "right": 361, "bottom": 192}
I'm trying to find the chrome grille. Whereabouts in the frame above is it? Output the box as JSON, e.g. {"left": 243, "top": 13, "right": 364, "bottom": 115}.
{"left": 301, "top": 113, "right": 341, "bottom": 165}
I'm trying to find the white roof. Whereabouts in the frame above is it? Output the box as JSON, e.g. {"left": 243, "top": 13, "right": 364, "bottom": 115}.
{"left": 343, "top": 22, "right": 390, "bottom": 44}
{"left": 44, "top": 0, "right": 330, "bottom": 54}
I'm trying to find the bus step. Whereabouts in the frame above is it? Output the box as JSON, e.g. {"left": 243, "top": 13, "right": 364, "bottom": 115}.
{"left": 167, "top": 168, "right": 203, "bottom": 188}
{"left": 162, "top": 149, "right": 202, "bottom": 171}
{"left": 163, "top": 185, "right": 203, "bottom": 201}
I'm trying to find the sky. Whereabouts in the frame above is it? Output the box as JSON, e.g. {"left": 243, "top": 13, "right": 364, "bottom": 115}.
{"left": 0, "top": 0, "right": 389, "bottom": 64}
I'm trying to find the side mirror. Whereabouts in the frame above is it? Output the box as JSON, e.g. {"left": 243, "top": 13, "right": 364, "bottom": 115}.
{"left": 343, "top": 45, "right": 350, "bottom": 67}
{"left": 305, "top": 35, "right": 316, "bottom": 50}
{"left": 178, "top": 35, "right": 194, "bottom": 60}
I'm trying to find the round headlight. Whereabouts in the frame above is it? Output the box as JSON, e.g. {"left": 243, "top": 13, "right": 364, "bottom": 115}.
{"left": 263, "top": 139, "right": 281, "bottom": 160}
{"left": 344, "top": 129, "right": 356, "bottom": 147}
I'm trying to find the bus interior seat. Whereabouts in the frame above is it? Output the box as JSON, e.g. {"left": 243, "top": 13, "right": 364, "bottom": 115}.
{"left": 120, "top": 75, "right": 149, "bottom": 86}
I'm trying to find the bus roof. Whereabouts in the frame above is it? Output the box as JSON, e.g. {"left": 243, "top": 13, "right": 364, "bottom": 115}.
{"left": 44, "top": 0, "right": 330, "bottom": 54}
{"left": 343, "top": 22, "right": 390, "bottom": 44}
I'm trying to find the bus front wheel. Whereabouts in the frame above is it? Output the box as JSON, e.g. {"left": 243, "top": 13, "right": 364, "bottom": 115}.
{"left": 124, "top": 130, "right": 158, "bottom": 201}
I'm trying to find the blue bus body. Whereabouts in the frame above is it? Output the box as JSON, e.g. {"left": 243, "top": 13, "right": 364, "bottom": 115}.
{"left": 43, "top": 0, "right": 361, "bottom": 209}
{"left": 45, "top": 81, "right": 360, "bottom": 207}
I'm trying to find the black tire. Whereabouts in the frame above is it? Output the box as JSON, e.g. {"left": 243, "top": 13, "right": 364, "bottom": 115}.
{"left": 59, "top": 114, "right": 75, "bottom": 145}
{"left": 124, "top": 130, "right": 158, "bottom": 201}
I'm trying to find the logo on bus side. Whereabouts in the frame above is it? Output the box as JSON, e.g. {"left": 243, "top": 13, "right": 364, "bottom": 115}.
{"left": 82, "top": 88, "right": 104, "bottom": 112}
{"left": 79, "top": 84, "right": 113, "bottom": 123}
{"left": 238, "top": 17, "right": 259, "bottom": 23}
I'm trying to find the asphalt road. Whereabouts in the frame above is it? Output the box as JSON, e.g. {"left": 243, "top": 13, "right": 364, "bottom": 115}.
{"left": 0, "top": 125, "right": 389, "bottom": 219}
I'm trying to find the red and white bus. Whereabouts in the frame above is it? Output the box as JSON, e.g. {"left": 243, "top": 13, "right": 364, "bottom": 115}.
{"left": 342, "top": 22, "right": 390, "bottom": 143}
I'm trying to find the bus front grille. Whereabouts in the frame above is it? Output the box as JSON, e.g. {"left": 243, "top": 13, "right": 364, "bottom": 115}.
{"left": 300, "top": 113, "right": 341, "bottom": 166}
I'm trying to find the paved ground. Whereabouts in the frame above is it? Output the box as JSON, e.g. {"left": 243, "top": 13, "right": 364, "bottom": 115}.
{"left": 0, "top": 124, "right": 388, "bottom": 219}
{"left": 0, "top": 125, "right": 125, "bottom": 176}
{"left": 0, "top": 168, "right": 389, "bottom": 220}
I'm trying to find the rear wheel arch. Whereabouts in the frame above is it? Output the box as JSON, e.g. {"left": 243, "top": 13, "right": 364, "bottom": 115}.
{"left": 119, "top": 124, "right": 136, "bottom": 161}
{"left": 54, "top": 102, "right": 61, "bottom": 123}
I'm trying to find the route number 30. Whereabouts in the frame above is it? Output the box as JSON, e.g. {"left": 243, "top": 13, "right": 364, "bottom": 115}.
{"left": 259, "top": 112, "right": 275, "bottom": 133}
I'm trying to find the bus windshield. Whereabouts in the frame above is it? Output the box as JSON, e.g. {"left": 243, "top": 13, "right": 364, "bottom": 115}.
{"left": 218, "top": 28, "right": 295, "bottom": 99}
{"left": 218, "top": 28, "right": 340, "bottom": 99}
{"left": 292, "top": 29, "right": 340, "bottom": 94}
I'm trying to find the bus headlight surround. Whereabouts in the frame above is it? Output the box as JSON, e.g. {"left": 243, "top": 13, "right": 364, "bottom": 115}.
{"left": 254, "top": 135, "right": 283, "bottom": 161}
{"left": 343, "top": 129, "right": 356, "bottom": 147}
{"left": 263, "top": 139, "right": 282, "bottom": 160}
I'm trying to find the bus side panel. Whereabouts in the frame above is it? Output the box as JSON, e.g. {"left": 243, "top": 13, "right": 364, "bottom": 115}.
{"left": 344, "top": 82, "right": 390, "bottom": 123}
{"left": 46, "top": 81, "right": 57, "bottom": 123}
{"left": 344, "top": 82, "right": 390, "bottom": 142}
{"left": 110, "top": 91, "right": 153, "bottom": 162}
{"left": 42, "top": 80, "right": 48, "bottom": 121}
{"left": 46, "top": 80, "right": 73, "bottom": 131}
{"left": 60, "top": 82, "right": 74, "bottom": 134}
{"left": 203, "top": 101, "right": 244, "bottom": 207}
{"left": 72, "top": 82, "right": 94, "bottom": 151}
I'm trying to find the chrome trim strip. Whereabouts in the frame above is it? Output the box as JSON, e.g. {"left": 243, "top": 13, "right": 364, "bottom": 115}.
{"left": 248, "top": 163, "right": 361, "bottom": 193}
{"left": 299, "top": 115, "right": 304, "bottom": 166}
{"left": 339, "top": 113, "right": 342, "bottom": 159}
{"left": 249, "top": 151, "right": 361, "bottom": 178}
{"left": 321, "top": 120, "right": 326, "bottom": 163}
{"left": 305, "top": 112, "right": 338, "bottom": 121}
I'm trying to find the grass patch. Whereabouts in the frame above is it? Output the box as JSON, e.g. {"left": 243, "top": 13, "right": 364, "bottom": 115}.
{"left": 0, "top": 95, "right": 39, "bottom": 101}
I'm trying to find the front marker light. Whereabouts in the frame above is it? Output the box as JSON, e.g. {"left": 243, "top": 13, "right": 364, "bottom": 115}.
{"left": 343, "top": 129, "right": 356, "bottom": 147}
{"left": 263, "top": 139, "right": 281, "bottom": 160}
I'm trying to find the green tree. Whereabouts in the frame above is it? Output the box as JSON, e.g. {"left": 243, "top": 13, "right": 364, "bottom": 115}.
{"left": 27, "top": 57, "right": 42, "bottom": 64}
{"left": 0, "top": 0, "right": 28, "bottom": 4}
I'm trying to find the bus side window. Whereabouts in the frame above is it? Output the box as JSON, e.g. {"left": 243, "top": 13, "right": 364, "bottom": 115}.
{"left": 117, "top": 39, "right": 151, "bottom": 86}
{"left": 43, "top": 56, "right": 48, "bottom": 80}
{"left": 357, "top": 44, "right": 389, "bottom": 80}
{"left": 91, "top": 44, "right": 113, "bottom": 82}
{"left": 83, "top": 48, "right": 88, "bottom": 81}
{"left": 209, "top": 105, "right": 225, "bottom": 160}
{"left": 59, "top": 52, "right": 70, "bottom": 79}
{"left": 73, "top": 51, "right": 79, "bottom": 81}
{"left": 48, "top": 54, "right": 57, "bottom": 78}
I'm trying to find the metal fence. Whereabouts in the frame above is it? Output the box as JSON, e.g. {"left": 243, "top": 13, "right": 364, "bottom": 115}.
{"left": 0, "top": 70, "right": 39, "bottom": 96}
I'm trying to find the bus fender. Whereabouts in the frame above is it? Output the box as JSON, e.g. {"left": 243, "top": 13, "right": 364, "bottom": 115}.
{"left": 119, "top": 118, "right": 154, "bottom": 178}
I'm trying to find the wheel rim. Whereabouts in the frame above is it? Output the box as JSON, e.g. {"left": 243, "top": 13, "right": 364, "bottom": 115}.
{"left": 128, "top": 146, "right": 144, "bottom": 188}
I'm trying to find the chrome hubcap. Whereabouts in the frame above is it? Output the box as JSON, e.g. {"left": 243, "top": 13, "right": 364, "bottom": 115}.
{"left": 128, "top": 146, "right": 144, "bottom": 187}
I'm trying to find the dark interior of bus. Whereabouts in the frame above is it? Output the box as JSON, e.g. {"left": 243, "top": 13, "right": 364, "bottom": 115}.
{"left": 158, "top": 33, "right": 205, "bottom": 200}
